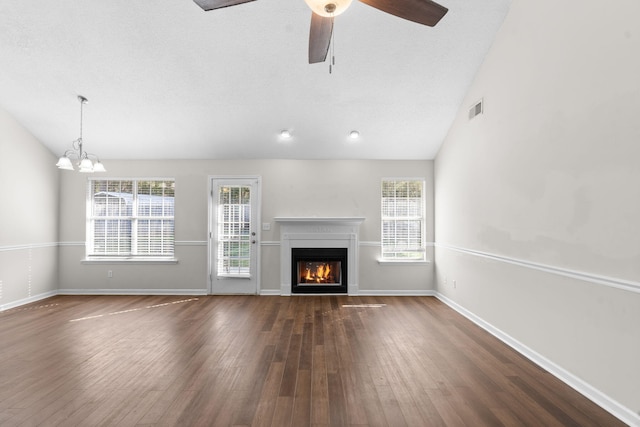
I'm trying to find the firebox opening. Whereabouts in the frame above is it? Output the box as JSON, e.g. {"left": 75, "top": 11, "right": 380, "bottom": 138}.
{"left": 291, "top": 247, "right": 347, "bottom": 294}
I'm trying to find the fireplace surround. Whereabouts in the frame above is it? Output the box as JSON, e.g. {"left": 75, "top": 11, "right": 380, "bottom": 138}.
{"left": 275, "top": 217, "right": 365, "bottom": 296}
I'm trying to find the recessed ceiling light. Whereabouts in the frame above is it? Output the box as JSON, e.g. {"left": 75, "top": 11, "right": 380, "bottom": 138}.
{"left": 280, "top": 130, "right": 292, "bottom": 138}
{"left": 349, "top": 130, "right": 360, "bottom": 139}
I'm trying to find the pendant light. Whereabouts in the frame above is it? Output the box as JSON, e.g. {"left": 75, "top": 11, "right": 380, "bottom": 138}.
{"left": 56, "top": 95, "right": 106, "bottom": 173}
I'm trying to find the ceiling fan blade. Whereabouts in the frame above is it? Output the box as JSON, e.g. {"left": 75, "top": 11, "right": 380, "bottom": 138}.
{"left": 358, "top": 0, "right": 448, "bottom": 26}
{"left": 309, "top": 12, "right": 333, "bottom": 64}
{"left": 193, "top": 0, "right": 256, "bottom": 11}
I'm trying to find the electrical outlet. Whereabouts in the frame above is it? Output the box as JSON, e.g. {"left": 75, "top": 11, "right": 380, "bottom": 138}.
{"left": 108, "top": 270, "right": 113, "bottom": 278}
{"left": 262, "top": 222, "right": 271, "bottom": 231}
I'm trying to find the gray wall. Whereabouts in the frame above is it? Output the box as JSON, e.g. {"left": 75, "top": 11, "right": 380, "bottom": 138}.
{"left": 434, "top": 0, "right": 640, "bottom": 420}
{"left": 58, "top": 159, "right": 434, "bottom": 294}
{"left": 0, "top": 107, "right": 59, "bottom": 309}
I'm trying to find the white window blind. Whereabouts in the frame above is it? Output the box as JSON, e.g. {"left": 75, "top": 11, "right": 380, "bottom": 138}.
{"left": 217, "top": 185, "right": 251, "bottom": 275}
{"left": 88, "top": 179, "right": 175, "bottom": 258}
{"left": 381, "top": 179, "right": 425, "bottom": 260}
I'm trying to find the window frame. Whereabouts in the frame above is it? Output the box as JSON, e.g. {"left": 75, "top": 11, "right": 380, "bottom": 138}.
{"left": 85, "top": 178, "right": 176, "bottom": 262}
{"left": 380, "top": 177, "right": 427, "bottom": 263}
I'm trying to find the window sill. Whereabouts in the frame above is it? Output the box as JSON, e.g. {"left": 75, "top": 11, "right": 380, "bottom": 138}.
{"left": 82, "top": 257, "right": 178, "bottom": 265}
{"left": 216, "top": 274, "right": 251, "bottom": 279}
{"left": 377, "top": 259, "right": 430, "bottom": 266}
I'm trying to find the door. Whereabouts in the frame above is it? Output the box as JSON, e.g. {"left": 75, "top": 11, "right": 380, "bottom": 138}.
{"left": 209, "top": 177, "right": 260, "bottom": 294}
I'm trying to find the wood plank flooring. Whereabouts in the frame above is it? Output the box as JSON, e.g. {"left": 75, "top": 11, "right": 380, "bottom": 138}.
{"left": 0, "top": 295, "right": 625, "bottom": 426}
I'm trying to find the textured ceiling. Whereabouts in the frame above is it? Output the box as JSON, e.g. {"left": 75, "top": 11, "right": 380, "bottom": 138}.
{"left": 0, "top": 0, "right": 511, "bottom": 160}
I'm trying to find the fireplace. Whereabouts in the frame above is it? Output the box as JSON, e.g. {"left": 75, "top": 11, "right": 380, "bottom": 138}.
{"left": 291, "top": 248, "right": 347, "bottom": 294}
{"left": 275, "top": 217, "right": 365, "bottom": 296}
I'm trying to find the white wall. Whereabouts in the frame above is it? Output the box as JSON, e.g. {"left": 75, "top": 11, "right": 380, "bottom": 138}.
{"left": 58, "top": 159, "right": 434, "bottom": 295}
{"left": 434, "top": 0, "right": 640, "bottom": 422}
{"left": 0, "top": 107, "right": 59, "bottom": 310}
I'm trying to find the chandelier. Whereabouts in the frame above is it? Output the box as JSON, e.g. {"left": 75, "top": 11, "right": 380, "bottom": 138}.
{"left": 55, "top": 95, "right": 106, "bottom": 173}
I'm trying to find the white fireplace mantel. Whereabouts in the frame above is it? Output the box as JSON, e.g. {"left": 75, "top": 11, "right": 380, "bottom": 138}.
{"left": 274, "top": 217, "right": 365, "bottom": 295}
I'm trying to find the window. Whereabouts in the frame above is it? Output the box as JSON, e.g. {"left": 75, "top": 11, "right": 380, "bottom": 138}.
{"left": 216, "top": 185, "right": 252, "bottom": 276}
{"left": 87, "top": 179, "right": 175, "bottom": 259}
{"left": 381, "top": 178, "right": 425, "bottom": 261}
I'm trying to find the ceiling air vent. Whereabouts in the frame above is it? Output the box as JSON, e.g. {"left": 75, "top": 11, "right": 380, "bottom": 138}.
{"left": 469, "top": 99, "right": 483, "bottom": 120}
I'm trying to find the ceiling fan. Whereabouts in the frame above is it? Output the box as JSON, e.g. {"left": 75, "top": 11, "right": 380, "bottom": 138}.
{"left": 192, "top": 0, "right": 448, "bottom": 64}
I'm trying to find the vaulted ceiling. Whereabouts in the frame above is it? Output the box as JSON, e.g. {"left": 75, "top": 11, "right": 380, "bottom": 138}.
{"left": 0, "top": 0, "right": 511, "bottom": 160}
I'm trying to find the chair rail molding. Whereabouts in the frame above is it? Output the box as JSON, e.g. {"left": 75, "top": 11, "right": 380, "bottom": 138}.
{"left": 436, "top": 243, "right": 640, "bottom": 294}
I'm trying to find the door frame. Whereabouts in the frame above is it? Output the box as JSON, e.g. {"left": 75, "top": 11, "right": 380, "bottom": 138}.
{"left": 207, "top": 175, "right": 261, "bottom": 294}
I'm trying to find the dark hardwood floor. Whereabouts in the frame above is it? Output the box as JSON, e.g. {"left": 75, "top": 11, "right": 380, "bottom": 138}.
{"left": 0, "top": 295, "right": 625, "bottom": 426}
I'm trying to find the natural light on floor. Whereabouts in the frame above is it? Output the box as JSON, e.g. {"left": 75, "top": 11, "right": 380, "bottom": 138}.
{"left": 69, "top": 297, "right": 199, "bottom": 322}
{"left": 341, "top": 304, "right": 386, "bottom": 308}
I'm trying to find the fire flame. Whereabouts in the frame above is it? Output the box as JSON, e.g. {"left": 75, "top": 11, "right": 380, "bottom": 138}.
{"left": 303, "top": 263, "right": 333, "bottom": 282}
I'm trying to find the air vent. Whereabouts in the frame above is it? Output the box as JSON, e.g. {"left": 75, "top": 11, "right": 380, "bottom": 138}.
{"left": 469, "top": 99, "right": 483, "bottom": 120}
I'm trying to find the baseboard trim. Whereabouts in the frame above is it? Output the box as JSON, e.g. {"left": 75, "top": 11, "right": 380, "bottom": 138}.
{"left": 57, "top": 288, "right": 207, "bottom": 296}
{"left": 434, "top": 292, "right": 640, "bottom": 427}
{"left": 0, "top": 290, "right": 58, "bottom": 312}
{"left": 259, "top": 289, "right": 281, "bottom": 295}
{"left": 357, "top": 290, "right": 436, "bottom": 296}
{"left": 260, "top": 289, "right": 436, "bottom": 297}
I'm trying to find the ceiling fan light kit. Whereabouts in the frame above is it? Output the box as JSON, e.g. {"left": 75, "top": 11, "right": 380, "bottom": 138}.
{"left": 192, "top": 0, "right": 448, "bottom": 64}
{"left": 304, "top": 0, "right": 353, "bottom": 17}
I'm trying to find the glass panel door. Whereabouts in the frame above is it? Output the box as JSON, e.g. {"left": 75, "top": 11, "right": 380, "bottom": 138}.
{"left": 210, "top": 177, "right": 260, "bottom": 294}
